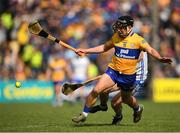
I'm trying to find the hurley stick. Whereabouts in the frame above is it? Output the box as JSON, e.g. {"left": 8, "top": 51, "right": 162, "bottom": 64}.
{"left": 62, "top": 75, "right": 102, "bottom": 95}
{"left": 28, "top": 21, "right": 76, "bottom": 52}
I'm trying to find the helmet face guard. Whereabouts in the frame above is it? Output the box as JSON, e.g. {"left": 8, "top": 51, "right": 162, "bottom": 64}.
{"left": 112, "top": 16, "right": 134, "bottom": 37}
{"left": 112, "top": 23, "right": 117, "bottom": 33}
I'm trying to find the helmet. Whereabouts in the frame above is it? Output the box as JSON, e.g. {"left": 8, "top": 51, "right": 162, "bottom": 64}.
{"left": 117, "top": 15, "right": 134, "bottom": 27}
{"left": 112, "top": 16, "right": 134, "bottom": 31}
{"left": 112, "top": 22, "right": 117, "bottom": 33}
{"left": 112, "top": 16, "right": 134, "bottom": 37}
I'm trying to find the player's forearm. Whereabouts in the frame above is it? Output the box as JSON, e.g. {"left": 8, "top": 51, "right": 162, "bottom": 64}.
{"left": 85, "top": 44, "right": 105, "bottom": 54}
{"left": 147, "top": 47, "right": 162, "bottom": 61}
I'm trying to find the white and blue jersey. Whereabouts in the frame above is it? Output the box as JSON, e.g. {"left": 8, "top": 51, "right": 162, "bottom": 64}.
{"left": 136, "top": 52, "right": 148, "bottom": 83}
{"left": 134, "top": 52, "right": 148, "bottom": 94}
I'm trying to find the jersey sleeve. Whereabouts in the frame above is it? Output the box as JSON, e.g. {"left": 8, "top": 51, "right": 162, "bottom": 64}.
{"left": 139, "top": 37, "right": 150, "bottom": 51}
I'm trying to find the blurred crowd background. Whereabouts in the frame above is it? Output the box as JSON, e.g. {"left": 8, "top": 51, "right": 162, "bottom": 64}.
{"left": 0, "top": 0, "right": 179, "bottom": 85}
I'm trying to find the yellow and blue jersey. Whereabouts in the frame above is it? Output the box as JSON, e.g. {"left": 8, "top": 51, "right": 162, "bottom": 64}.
{"left": 108, "top": 32, "right": 149, "bottom": 75}
{"left": 49, "top": 58, "right": 67, "bottom": 82}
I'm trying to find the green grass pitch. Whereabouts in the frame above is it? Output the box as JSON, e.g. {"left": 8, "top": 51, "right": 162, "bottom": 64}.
{"left": 0, "top": 100, "right": 180, "bottom": 132}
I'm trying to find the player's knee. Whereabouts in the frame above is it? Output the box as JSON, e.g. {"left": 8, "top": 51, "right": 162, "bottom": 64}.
{"left": 91, "top": 89, "right": 100, "bottom": 97}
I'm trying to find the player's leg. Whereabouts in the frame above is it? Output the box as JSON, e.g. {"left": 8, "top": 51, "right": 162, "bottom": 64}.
{"left": 85, "top": 74, "right": 115, "bottom": 107}
{"left": 121, "top": 90, "right": 144, "bottom": 123}
{"left": 72, "top": 73, "right": 115, "bottom": 123}
{"left": 89, "top": 84, "right": 119, "bottom": 113}
{"left": 89, "top": 93, "right": 109, "bottom": 113}
{"left": 111, "top": 91, "right": 123, "bottom": 124}
{"left": 53, "top": 82, "right": 63, "bottom": 106}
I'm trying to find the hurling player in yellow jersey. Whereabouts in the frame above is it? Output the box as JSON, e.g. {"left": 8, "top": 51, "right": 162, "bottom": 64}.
{"left": 72, "top": 16, "right": 172, "bottom": 123}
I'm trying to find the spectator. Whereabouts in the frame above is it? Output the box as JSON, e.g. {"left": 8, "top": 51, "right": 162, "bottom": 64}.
{"left": 0, "top": 0, "right": 179, "bottom": 100}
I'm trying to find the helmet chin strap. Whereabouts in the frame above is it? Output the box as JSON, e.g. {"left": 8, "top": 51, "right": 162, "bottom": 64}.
{"left": 127, "top": 27, "right": 133, "bottom": 37}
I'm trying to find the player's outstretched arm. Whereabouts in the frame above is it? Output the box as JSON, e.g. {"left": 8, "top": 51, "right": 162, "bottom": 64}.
{"left": 75, "top": 40, "right": 113, "bottom": 56}
{"left": 145, "top": 45, "right": 172, "bottom": 64}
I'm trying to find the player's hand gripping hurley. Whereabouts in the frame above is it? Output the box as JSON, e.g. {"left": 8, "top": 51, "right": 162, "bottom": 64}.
{"left": 28, "top": 21, "right": 76, "bottom": 52}
{"left": 62, "top": 75, "right": 102, "bottom": 95}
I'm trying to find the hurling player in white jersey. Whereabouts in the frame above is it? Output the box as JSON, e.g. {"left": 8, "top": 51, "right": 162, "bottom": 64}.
{"left": 89, "top": 51, "right": 148, "bottom": 125}
{"left": 133, "top": 51, "right": 148, "bottom": 96}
